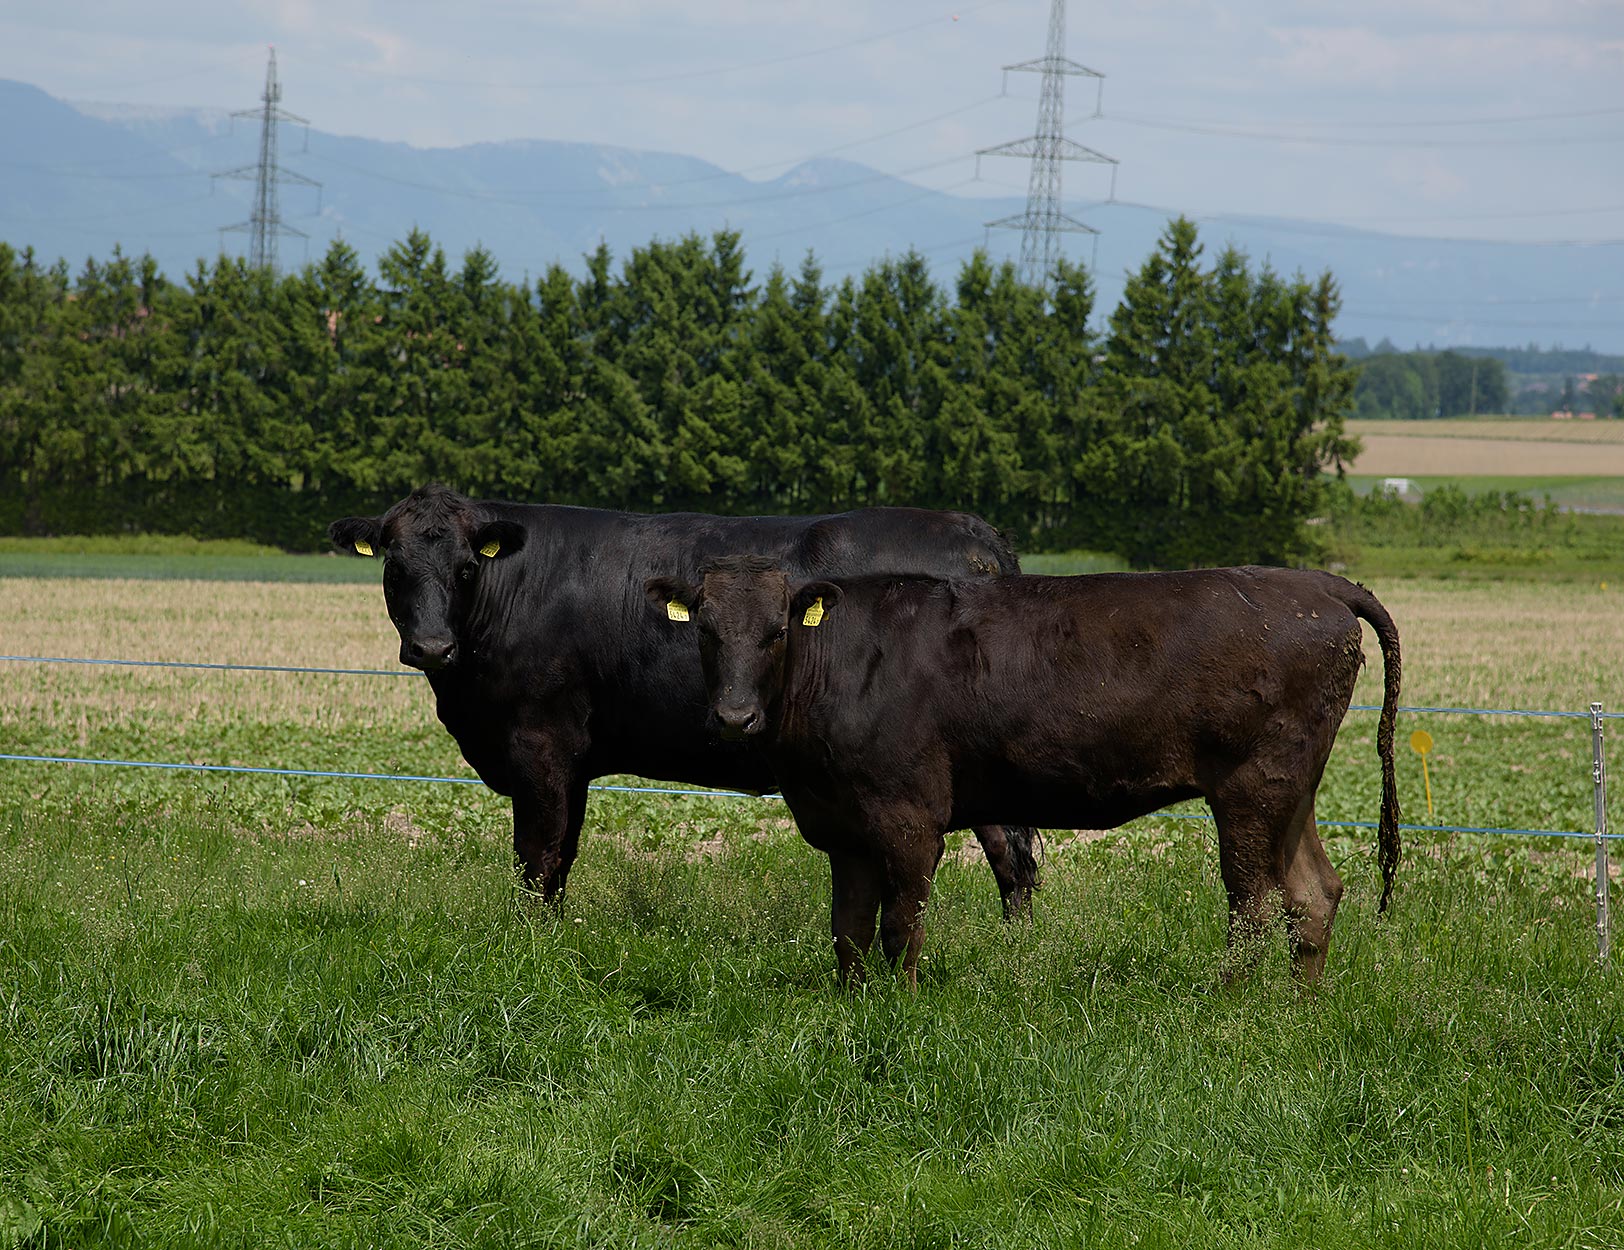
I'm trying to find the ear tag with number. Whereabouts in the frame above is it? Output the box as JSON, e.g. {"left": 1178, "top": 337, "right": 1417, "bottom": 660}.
{"left": 667, "top": 601, "right": 691, "bottom": 623}
{"left": 479, "top": 539, "right": 501, "bottom": 558}
{"left": 354, "top": 539, "right": 373, "bottom": 557}
{"left": 801, "top": 597, "right": 825, "bottom": 627}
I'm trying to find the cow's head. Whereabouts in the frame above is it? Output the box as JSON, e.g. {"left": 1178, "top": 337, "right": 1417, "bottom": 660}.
{"left": 329, "top": 484, "right": 526, "bottom": 672}
{"left": 646, "top": 556, "right": 841, "bottom": 741}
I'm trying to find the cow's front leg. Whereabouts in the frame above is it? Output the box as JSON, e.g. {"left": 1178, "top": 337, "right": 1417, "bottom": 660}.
{"left": 511, "top": 771, "right": 589, "bottom": 902}
{"left": 829, "top": 855, "right": 883, "bottom": 986}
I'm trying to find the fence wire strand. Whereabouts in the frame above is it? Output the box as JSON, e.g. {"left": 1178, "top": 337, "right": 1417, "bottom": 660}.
{"left": 4, "top": 751, "right": 1617, "bottom": 842}
{"left": 3, "top": 653, "right": 1615, "bottom": 844}
{"left": 7, "top": 652, "right": 1620, "bottom": 720}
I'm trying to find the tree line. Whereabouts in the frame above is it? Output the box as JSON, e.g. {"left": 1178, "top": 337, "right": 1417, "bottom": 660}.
{"left": 0, "top": 217, "right": 1358, "bottom": 567}
{"left": 1351, "top": 350, "right": 1511, "bottom": 420}
{"left": 1344, "top": 340, "right": 1624, "bottom": 419}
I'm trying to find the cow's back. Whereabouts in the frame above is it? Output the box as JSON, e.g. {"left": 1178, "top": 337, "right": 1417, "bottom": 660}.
{"left": 774, "top": 567, "right": 1371, "bottom": 831}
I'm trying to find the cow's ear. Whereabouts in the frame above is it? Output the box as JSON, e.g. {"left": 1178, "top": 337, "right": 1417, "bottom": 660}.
{"left": 645, "top": 576, "right": 700, "bottom": 623}
{"left": 471, "top": 519, "right": 526, "bottom": 560}
{"left": 329, "top": 516, "right": 382, "bottom": 558}
{"left": 791, "top": 581, "right": 843, "bottom": 627}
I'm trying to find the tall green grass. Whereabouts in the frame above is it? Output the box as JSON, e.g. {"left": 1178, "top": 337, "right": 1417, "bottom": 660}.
{"left": 3, "top": 545, "right": 1621, "bottom": 1246}
{"left": 1322, "top": 484, "right": 1624, "bottom": 581}
{"left": 1343, "top": 475, "right": 1624, "bottom": 514}
{"left": 1, "top": 786, "right": 1620, "bottom": 1248}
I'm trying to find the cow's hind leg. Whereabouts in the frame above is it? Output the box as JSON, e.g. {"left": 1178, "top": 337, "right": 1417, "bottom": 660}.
{"left": 1210, "top": 786, "right": 1288, "bottom": 982}
{"left": 1212, "top": 779, "right": 1344, "bottom": 983}
{"left": 829, "top": 855, "right": 884, "bottom": 986}
{"left": 971, "top": 824, "right": 1041, "bottom": 918}
{"left": 1278, "top": 796, "right": 1343, "bottom": 983}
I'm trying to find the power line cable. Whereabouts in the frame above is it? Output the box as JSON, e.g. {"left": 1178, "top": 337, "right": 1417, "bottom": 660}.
{"left": 1088, "top": 111, "right": 1622, "bottom": 149}
{"left": 1091, "top": 196, "right": 1624, "bottom": 247}
{"left": 0, "top": 127, "right": 239, "bottom": 174}
{"left": 740, "top": 178, "right": 979, "bottom": 244}
{"left": 980, "top": 172, "right": 1624, "bottom": 226}
{"left": 1340, "top": 309, "right": 1624, "bottom": 330}
{"left": 1106, "top": 102, "right": 1624, "bottom": 131}
{"left": 69, "top": 51, "right": 269, "bottom": 95}
{"left": 302, "top": 146, "right": 967, "bottom": 213}
{"left": 0, "top": 161, "right": 203, "bottom": 181}
{"left": 297, "top": 94, "right": 1002, "bottom": 203}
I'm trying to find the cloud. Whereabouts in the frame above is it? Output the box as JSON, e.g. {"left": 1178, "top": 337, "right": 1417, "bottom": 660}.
{"left": 1292, "top": 0, "right": 1619, "bottom": 27}
{"left": 1262, "top": 24, "right": 1612, "bottom": 88}
{"left": 1382, "top": 152, "right": 1469, "bottom": 204}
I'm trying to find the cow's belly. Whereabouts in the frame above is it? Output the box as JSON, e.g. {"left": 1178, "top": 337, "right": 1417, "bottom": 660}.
{"left": 430, "top": 667, "right": 779, "bottom": 796}
{"left": 952, "top": 781, "right": 1203, "bottom": 833}
{"left": 440, "top": 705, "right": 778, "bottom": 796}
{"left": 940, "top": 732, "right": 1207, "bottom": 831}
{"left": 587, "top": 734, "right": 778, "bottom": 795}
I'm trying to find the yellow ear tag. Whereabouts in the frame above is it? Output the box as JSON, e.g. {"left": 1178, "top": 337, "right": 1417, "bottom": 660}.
{"left": 667, "top": 601, "right": 690, "bottom": 623}
{"left": 479, "top": 539, "right": 501, "bottom": 558}
{"left": 354, "top": 539, "right": 373, "bottom": 557}
{"left": 801, "top": 597, "right": 825, "bottom": 627}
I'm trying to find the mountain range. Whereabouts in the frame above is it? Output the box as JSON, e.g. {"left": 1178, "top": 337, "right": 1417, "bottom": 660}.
{"left": 2, "top": 78, "right": 1619, "bottom": 354}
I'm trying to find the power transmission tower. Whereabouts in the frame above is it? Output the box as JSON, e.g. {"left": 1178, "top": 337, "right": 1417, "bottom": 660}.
{"left": 216, "top": 47, "right": 320, "bottom": 273}
{"left": 976, "top": 0, "right": 1116, "bottom": 288}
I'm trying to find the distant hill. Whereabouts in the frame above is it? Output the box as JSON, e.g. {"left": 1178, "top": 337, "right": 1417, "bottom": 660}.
{"left": 1, "top": 78, "right": 1619, "bottom": 353}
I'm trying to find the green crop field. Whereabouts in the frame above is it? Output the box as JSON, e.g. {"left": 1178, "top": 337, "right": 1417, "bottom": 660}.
{"left": 0, "top": 536, "right": 378, "bottom": 585}
{"left": 1345, "top": 476, "right": 1624, "bottom": 515}
{"left": 1343, "top": 417, "right": 1624, "bottom": 515}
{"left": 1, "top": 557, "right": 1621, "bottom": 1248}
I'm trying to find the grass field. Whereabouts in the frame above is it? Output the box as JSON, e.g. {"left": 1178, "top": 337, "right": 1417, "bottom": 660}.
{"left": 0, "top": 535, "right": 376, "bottom": 584}
{"left": 1346, "top": 419, "right": 1624, "bottom": 446}
{"left": 2, "top": 559, "right": 1622, "bottom": 1247}
{"left": 1344, "top": 477, "right": 1624, "bottom": 514}
{"left": 1344, "top": 419, "right": 1624, "bottom": 486}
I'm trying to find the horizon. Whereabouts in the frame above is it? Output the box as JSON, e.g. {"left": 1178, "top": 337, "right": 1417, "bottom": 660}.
{"left": 2, "top": 0, "right": 1621, "bottom": 357}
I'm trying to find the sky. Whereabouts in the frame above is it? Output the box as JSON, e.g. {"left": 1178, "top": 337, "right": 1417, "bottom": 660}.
{"left": 0, "top": 0, "right": 1620, "bottom": 249}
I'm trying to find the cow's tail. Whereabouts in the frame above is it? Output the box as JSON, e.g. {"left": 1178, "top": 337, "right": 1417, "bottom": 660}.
{"left": 1006, "top": 824, "right": 1042, "bottom": 905}
{"left": 1344, "top": 580, "right": 1402, "bottom": 913}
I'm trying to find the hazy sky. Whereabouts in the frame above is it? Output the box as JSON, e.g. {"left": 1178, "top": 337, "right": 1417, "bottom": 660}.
{"left": 2, "top": 0, "right": 1621, "bottom": 246}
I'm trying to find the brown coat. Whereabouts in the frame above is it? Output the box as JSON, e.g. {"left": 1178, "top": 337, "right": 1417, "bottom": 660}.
{"left": 649, "top": 560, "right": 1400, "bottom": 986}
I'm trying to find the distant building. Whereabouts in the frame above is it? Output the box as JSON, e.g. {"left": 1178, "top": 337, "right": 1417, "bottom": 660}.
{"left": 1379, "top": 477, "right": 1421, "bottom": 499}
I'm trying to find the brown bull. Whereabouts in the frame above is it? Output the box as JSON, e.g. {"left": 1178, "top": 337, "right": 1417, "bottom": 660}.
{"left": 648, "top": 558, "right": 1400, "bottom": 986}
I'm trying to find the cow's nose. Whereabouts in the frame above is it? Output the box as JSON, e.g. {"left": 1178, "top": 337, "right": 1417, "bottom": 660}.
{"left": 716, "top": 705, "right": 762, "bottom": 740}
{"left": 401, "top": 637, "right": 457, "bottom": 671}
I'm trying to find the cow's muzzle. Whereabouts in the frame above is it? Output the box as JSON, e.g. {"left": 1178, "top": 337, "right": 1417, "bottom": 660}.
{"left": 400, "top": 636, "right": 458, "bottom": 672}
{"left": 715, "top": 705, "right": 763, "bottom": 741}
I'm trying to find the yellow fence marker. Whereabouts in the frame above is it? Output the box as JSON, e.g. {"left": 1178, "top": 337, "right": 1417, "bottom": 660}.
{"left": 1410, "top": 728, "right": 1434, "bottom": 818}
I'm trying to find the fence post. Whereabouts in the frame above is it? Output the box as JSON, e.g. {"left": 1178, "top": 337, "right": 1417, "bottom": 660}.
{"left": 1593, "top": 703, "right": 1611, "bottom": 963}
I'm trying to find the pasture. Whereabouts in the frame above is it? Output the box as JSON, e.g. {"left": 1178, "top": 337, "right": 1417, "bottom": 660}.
{"left": 2, "top": 565, "right": 1622, "bottom": 1247}
{"left": 1344, "top": 418, "right": 1624, "bottom": 504}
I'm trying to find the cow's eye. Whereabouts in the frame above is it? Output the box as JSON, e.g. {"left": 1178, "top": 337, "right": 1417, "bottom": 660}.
{"left": 768, "top": 625, "right": 788, "bottom": 645}
{"left": 459, "top": 560, "right": 477, "bottom": 581}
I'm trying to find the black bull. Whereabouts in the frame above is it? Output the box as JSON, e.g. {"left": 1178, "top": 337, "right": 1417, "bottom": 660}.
{"left": 649, "top": 559, "right": 1401, "bottom": 985}
{"left": 328, "top": 485, "right": 1040, "bottom": 908}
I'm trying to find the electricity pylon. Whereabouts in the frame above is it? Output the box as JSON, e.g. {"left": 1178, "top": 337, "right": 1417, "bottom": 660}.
{"left": 216, "top": 47, "right": 320, "bottom": 273}
{"left": 977, "top": 0, "right": 1116, "bottom": 288}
